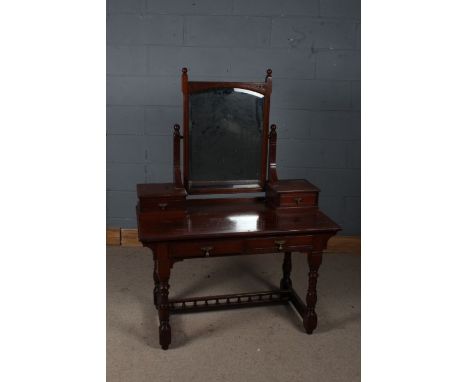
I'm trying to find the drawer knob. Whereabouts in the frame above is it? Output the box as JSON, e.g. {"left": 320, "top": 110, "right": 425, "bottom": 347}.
{"left": 158, "top": 203, "right": 168, "bottom": 210}
{"left": 294, "top": 197, "right": 303, "bottom": 206}
{"left": 274, "top": 240, "right": 286, "bottom": 251}
{"left": 201, "top": 246, "right": 213, "bottom": 257}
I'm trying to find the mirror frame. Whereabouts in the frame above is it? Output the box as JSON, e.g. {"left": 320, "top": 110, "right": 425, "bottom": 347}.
{"left": 181, "top": 68, "right": 273, "bottom": 194}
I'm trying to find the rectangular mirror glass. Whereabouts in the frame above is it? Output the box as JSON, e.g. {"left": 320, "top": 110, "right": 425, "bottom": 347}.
{"left": 189, "top": 88, "right": 264, "bottom": 188}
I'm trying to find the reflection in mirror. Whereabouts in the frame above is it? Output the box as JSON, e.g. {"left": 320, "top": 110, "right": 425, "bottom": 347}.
{"left": 189, "top": 88, "right": 264, "bottom": 184}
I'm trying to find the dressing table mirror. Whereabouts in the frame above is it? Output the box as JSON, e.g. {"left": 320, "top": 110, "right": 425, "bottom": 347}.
{"left": 136, "top": 68, "right": 341, "bottom": 350}
{"left": 183, "top": 68, "right": 271, "bottom": 194}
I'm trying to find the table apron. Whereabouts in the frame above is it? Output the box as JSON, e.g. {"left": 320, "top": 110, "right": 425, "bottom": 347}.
{"left": 167, "top": 234, "right": 319, "bottom": 259}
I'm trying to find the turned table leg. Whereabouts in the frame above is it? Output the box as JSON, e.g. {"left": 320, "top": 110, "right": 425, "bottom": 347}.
{"left": 155, "top": 245, "right": 172, "bottom": 350}
{"left": 303, "top": 252, "right": 323, "bottom": 334}
{"left": 280, "top": 251, "right": 292, "bottom": 290}
{"left": 152, "top": 254, "right": 160, "bottom": 308}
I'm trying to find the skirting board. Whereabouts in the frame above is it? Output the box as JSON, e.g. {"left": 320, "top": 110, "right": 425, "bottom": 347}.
{"left": 107, "top": 228, "right": 360, "bottom": 255}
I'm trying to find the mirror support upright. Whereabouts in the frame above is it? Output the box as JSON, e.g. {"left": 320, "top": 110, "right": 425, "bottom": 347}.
{"left": 173, "top": 124, "right": 183, "bottom": 188}
{"left": 268, "top": 124, "right": 279, "bottom": 184}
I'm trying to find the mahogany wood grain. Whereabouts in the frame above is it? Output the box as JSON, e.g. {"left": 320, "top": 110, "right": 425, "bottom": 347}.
{"left": 185, "top": 181, "right": 263, "bottom": 195}
{"left": 303, "top": 252, "right": 323, "bottom": 334}
{"left": 168, "top": 238, "right": 243, "bottom": 258}
{"left": 173, "top": 124, "right": 183, "bottom": 187}
{"left": 170, "top": 290, "right": 290, "bottom": 313}
{"left": 267, "top": 124, "right": 279, "bottom": 183}
{"left": 139, "top": 198, "right": 339, "bottom": 350}
{"left": 153, "top": 253, "right": 159, "bottom": 308}
{"left": 244, "top": 235, "right": 318, "bottom": 254}
{"left": 137, "top": 183, "right": 187, "bottom": 217}
{"left": 188, "top": 81, "right": 270, "bottom": 94}
{"left": 267, "top": 179, "right": 321, "bottom": 193}
{"left": 107, "top": 228, "right": 359, "bottom": 254}
{"left": 155, "top": 243, "right": 172, "bottom": 350}
{"left": 135, "top": 67, "right": 342, "bottom": 350}
{"left": 138, "top": 198, "right": 339, "bottom": 242}
{"left": 182, "top": 68, "right": 189, "bottom": 188}
{"left": 279, "top": 193, "right": 316, "bottom": 206}
{"left": 265, "top": 179, "right": 320, "bottom": 210}
{"left": 261, "top": 69, "right": 273, "bottom": 186}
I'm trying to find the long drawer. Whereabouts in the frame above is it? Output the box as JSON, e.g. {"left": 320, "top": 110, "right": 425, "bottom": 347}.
{"left": 168, "top": 235, "right": 316, "bottom": 258}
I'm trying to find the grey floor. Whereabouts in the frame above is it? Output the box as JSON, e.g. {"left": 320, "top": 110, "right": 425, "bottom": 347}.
{"left": 107, "top": 247, "right": 360, "bottom": 382}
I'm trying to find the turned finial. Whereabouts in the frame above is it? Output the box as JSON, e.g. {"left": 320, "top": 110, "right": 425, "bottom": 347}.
{"left": 270, "top": 124, "right": 277, "bottom": 132}
{"left": 182, "top": 67, "right": 188, "bottom": 74}
{"left": 266, "top": 68, "right": 272, "bottom": 77}
{"left": 173, "top": 124, "right": 181, "bottom": 138}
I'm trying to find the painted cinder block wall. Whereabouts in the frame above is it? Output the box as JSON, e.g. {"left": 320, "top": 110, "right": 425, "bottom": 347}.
{"left": 106, "top": 0, "right": 361, "bottom": 234}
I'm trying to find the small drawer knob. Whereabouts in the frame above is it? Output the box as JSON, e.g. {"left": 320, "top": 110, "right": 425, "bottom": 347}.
{"left": 158, "top": 203, "right": 168, "bottom": 210}
{"left": 294, "top": 197, "right": 303, "bottom": 206}
{"left": 201, "top": 246, "right": 213, "bottom": 257}
{"left": 274, "top": 240, "right": 286, "bottom": 251}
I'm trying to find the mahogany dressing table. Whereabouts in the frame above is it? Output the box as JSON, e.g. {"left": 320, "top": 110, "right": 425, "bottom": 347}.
{"left": 136, "top": 68, "right": 341, "bottom": 350}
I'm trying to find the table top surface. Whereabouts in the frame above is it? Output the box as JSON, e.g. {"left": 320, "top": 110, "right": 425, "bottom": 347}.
{"left": 137, "top": 198, "right": 341, "bottom": 242}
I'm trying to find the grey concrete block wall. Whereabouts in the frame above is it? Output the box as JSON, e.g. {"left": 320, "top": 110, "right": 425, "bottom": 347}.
{"left": 106, "top": 0, "right": 361, "bottom": 234}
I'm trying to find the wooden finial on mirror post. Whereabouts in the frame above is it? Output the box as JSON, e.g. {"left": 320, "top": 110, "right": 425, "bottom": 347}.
{"left": 265, "top": 68, "right": 272, "bottom": 81}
